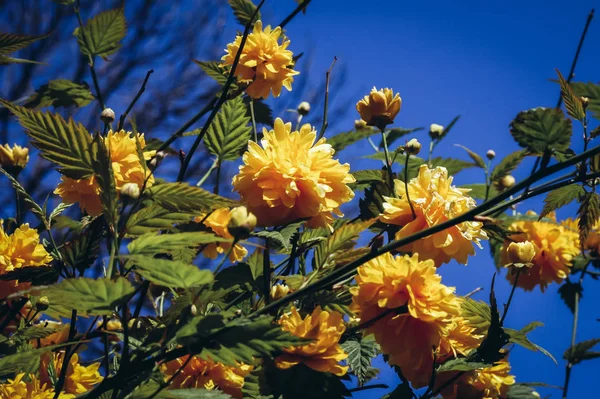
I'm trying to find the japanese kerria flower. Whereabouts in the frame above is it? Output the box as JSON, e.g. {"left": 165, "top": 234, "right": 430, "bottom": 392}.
{"left": 356, "top": 87, "right": 401, "bottom": 130}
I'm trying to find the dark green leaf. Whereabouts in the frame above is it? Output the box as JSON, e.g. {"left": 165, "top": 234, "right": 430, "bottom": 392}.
{"left": 430, "top": 157, "right": 476, "bottom": 175}
{"left": 349, "top": 169, "right": 385, "bottom": 191}
{"left": 193, "top": 60, "right": 229, "bottom": 86}
{"left": 0, "top": 99, "right": 94, "bottom": 179}
{"left": 75, "top": 7, "right": 127, "bottom": 58}
{"left": 61, "top": 217, "right": 104, "bottom": 273}
{"left": 454, "top": 144, "right": 486, "bottom": 168}
{"left": 146, "top": 182, "right": 239, "bottom": 213}
{"left": 490, "top": 150, "right": 527, "bottom": 183}
{"left": 125, "top": 204, "right": 194, "bottom": 237}
{"left": 505, "top": 328, "right": 556, "bottom": 364}
{"left": 540, "top": 184, "right": 585, "bottom": 219}
{"left": 509, "top": 107, "right": 572, "bottom": 154}
{"left": 341, "top": 335, "right": 380, "bottom": 386}
{"left": 379, "top": 127, "right": 423, "bottom": 148}
{"left": 245, "top": 98, "right": 273, "bottom": 126}
{"left": 328, "top": 128, "right": 378, "bottom": 152}
{"left": 314, "top": 219, "right": 375, "bottom": 270}
{"left": 90, "top": 133, "right": 117, "bottom": 223}
{"left": 267, "top": 364, "right": 349, "bottom": 399}
{"left": 558, "top": 280, "right": 583, "bottom": 313}
{"left": 205, "top": 96, "right": 252, "bottom": 161}
{"left": 0, "top": 31, "right": 49, "bottom": 55}
{"left": 506, "top": 384, "right": 540, "bottom": 399}
{"left": 127, "top": 255, "right": 213, "bottom": 289}
{"left": 459, "top": 184, "right": 498, "bottom": 200}
{"left": 127, "top": 232, "right": 228, "bottom": 256}
{"left": 0, "top": 166, "right": 46, "bottom": 223}
{"left": 436, "top": 357, "right": 490, "bottom": 373}
{"left": 228, "top": 0, "right": 261, "bottom": 26}
{"left": 253, "top": 222, "right": 303, "bottom": 253}
{"left": 578, "top": 191, "right": 600, "bottom": 246}
{"left": 571, "top": 81, "right": 600, "bottom": 120}
{"left": 564, "top": 338, "right": 600, "bottom": 365}
{"left": 556, "top": 70, "right": 585, "bottom": 121}
{"left": 24, "top": 79, "right": 94, "bottom": 108}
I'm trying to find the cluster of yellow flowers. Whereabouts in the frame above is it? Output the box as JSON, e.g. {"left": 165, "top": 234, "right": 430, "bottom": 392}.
{"left": 54, "top": 129, "right": 155, "bottom": 216}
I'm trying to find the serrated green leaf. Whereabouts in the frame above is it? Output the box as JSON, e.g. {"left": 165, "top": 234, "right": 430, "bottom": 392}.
{"left": 436, "top": 357, "right": 490, "bottom": 373}
{"left": 510, "top": 107, "right": 572, "bottom": 154}
{"left": 24, "top": 79, "right": 94, "bottom": 109}
{"left": 61, "top": 217, "right": 103, "bottom": 273}
{"left": 341, "top": 335, "right": 379, "bottom": 386}
{"left": 454, "top": 144, "right": 486, "bottom": 168}
{"left": 11, "top": 323, "right": 64, "bottom": 343}
{"left": 578, "top": 191, "right": 600, "bottom": 247}
{"left": 328, "top": 128, "right": 378, "bottom": 152}
{"left": 556, "top": 70, "right": 585, "bottom": 121}
{"left": 571, "top": 81, "right": 600, "bottom": 120}
{"left": 379, "top": 127, "right": 423, "bottom": 148}
{"left": 461, "top": 298, "right": 491, "bottom": 335}
{"left": 349, "top": 169, "right": 385, "bottom": 191}
{"left": 564, "top": 338, "right": 600, "bottom": 365}
{"left": 0, "top": 55, "right": 44, "bottom": 65}
{"left": 228, "top": 0, "right": 261, "bottom": 26}
{"left": 253, "top": 222, "right": 302, "bottom": 253}
{"left": 32, "top": 277, "right": 135, "bottom": 317}
{"left": 125, "top": 204, "right": 194, "bottom": 237}
{"left": 0, "top": 99, "right": 93, "bottom": 179}
{"left": 0, "top": 346, "right": 57, "bottom": 376}
{"left": 0, "top": 166, "right": 46, "bottom": 223}
{"left": 128, "top": 232, "right": 228, "bottom": 256}
{"left": 146, "top": 182, "right": 239, "bottom": 213}
{"left": 76, "top": 8, "right": 127, "bottom": 58}
{"left": 540, "top": 184, "right": 585, "bottom": 219}
{"left": 159, "top": 389, "right": 233, "bottom": 399}
{"left": 267, "top": 363, "right": 349, "bottom": 399}
{"left": 358, "top": 180, "right": 392, "bottom": 220}
{"left": 126, "top": 255, "right": 213, "bottom": 289}
{"left": 245, "top": 98, "right": 273, "bottom": 126}
{"left": 193, "top": 60, "right": 229, "bottom": 86}
{"left": 205, "top": 96, "right": 252, "bottom": 161}
{"left": 558, "top": 280, "right": 583, "bottom": 314}
{"left": 490, "top": 150, "right": 527, "bottom": 183}
{"left": 48, "top": 203, "right": 72, "bottom": 226}
{"left": 459, "top": 184, "right": 498, "bottom": 201}
{"left": 506, "top": 384, "right": 540, "bottom": 399}
{"left": 90, "top": 133, "right": 117, "bottom": 223}
{"left": 520, "top": 321, "right": 544, "bottom": 334}
{"left": 314, "top": 219, "right": 375, "bottom": 270}
{"left": 505, "top": 328, "right": 556, "bottom": 364}
{"left": 0, "top": 31, "right": 49, "bottom": 56}
{"left": 242, "top": 366, "right": 274, "bottom": 399}
{"left": 0, "top": 266, "right": 58, "bottom": 286}
{"left": 430, "top": 157, "right": 476, "bottom": 175}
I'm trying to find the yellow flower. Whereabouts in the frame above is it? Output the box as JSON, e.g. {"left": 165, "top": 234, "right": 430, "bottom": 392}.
{"left": 232, "top": 118, "right": 355, "bottom": 228}
{"left": 0, "top": 223, "right": 52, "bottom": 298}
{"left": 276, "top": 306, "right": 348, "bottom": 376}
{"left": 0, "top": 373, "right": 74, "bottom": 399}
{"left": 54, "top": 129, "right": 155, "bottom": 216}
{"left": 437, "top": 314, "right": 484, "bottom": 363}
{"left": 438, "top": 358, "right": 516, "bottom": 399}
{"left": 350, "top": 253, "right": 461, "bottom": 387}
{"left": 220, "top": 20, "right": 299, "bottom": 99}
{"left": 40, "top": 352, "right": 102, "bottom": 395}
{"left": 0, "top": 143, "right": 29, "bottom": 171}
{"left": 270, "top": 283, "right": 290, "bottom": 300}
{"left": 380, "top": 165, "right": 487, "bottom": 266}
{"left": 505, "top": 241, "right": 536, "bottom": 267}
{"left": 501, "top": 213, "right": 579, "bottom": 291}
{"left": 162, "top": 355, "right": 252, "bottom": 399}
{"left": 356, "top": 87, "right": 401, "bottom": 129}
{"left": 195, "top": 208, "right": 247, "bottom": 262}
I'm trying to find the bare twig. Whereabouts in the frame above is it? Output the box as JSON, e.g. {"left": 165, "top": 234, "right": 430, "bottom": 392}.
{"left": 118, "top": 69, "right": 154, "bottom": 131}
{"left": 317, "top": 56, "right": 337, "bottom": 140}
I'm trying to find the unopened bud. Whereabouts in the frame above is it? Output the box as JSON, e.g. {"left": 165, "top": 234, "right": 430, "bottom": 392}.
{"left": 506, "top": 241, "right": 536, "bottom": 267}
{"left": 190, "top": 304, "right": 197, "bottom": 316}
{"left": 149, "top": 151, "right": 166, "bottom": 168}
{"left": 500, "top": 175, "right": 516, "bottom": 189}
{"left": 120, "top": 182, "right": 140, "bottom": 199}
{"left": 354, "top": 119, "right": 368, "bottom": 130}
{"left": 486, "top": 149, "right": 496, "bottom": 160}
{"left": 581, "top": 97, "right": 590, "bottom": 108}
{"left": 36, "top": 296, "right": 50, "bottom": 311}
{"left": 429, "top": 123, "right": 444, "bottom": 139}
{"left": 227, "top": 206, "right": 257, "bottom": 239}
{"left": 100, "top": 108, "right": 115, "bottom": 124}
{"left": 405, "top": 138, "right": 422, "bottom": 155}
{"left": 297, "top": 101, "right": 310, "bottom": 116}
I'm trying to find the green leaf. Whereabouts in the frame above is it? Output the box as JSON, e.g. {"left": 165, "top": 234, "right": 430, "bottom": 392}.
{"left": 33, "top": 277, "right": 135, "bottom": 317}
{"left": 0, "top": 31, "right": 49, "bottom": 55}
{"left": 359, "top": 180, "right": 392, "bottom": 220}
{"left": 11, "top": 323, "right": 65, "bottom": 343}
{"left": 0, "top": 99, "right": 93, "bottom": 179}
{"left": 90, "top": 133, "right": 117, "bottom": 223}
{"left": 556, "top": 70, "right": 585, "bottom": 121}
{"left": 245, "top": 98, "right": 273, "bottom": 126}
{"left": 349, "top": 169, "right": 385, "bottom": 191}
{"left": 505, "top": 328, "right": 556, "bottom": 364}
{"left": 435, "top": 115, "right": 460, "bottom": 143}
{"left": 61, "top": 217, "right": 103, "bottom": 273}
{"left": 571, "top": 81, "right": 600, "bottom": 120}
{"left": 177, "top": 315, "right": 304, "bottom": 366}
{"left": 540, "top": 184, "right": 585, "bottom": 219}
{"left": 490, "top": 150, "right": 527, "bottom": 183}
{"left": 520, "top": 321, "right": 544, "bottom": 334}
{"left": 253, "top": 222, "right": 303, "bottom": 253}
{"left": 159, "top": 389, "right": 233, "bottom": 399}
{"left": 0, "top": 167, "right": 46, "bottom": 223}
{"left": 0, "top": 346, "right": 57, "bottom": 376}
{"left": 126, "top": 255, "right": 213, "bottom": 289}
{"left": 436, "top": 357, "right": 490, "bottom": 373}
{"left": 0, "top": 266, "right": 58, "bottom": 286}
{"left": 578, "top": 191, "right": 600, "bottom": 246}
{"left": 228, "top": 0, "right": 261, "bottom": 26}
{"left": 379, "top": 127, "right": 423, "bottom": 148}
{"left": 341, "top": 335, "right": 380, "bottom": 386}
{"left": 24, "top": 79, "right": 94, "bottom": 108}
{"left": 75, "top": 7, "right": 127, "bottom": 58}
{"left": 193, "top": 60, "right": 229, "bottom": 86}
{"left": 461, "top": 298, "right": 491, "bottom": 335}
{"left": 205, "top": 96, "right": 252, "bottom": 161}
{"left": 454, "top": 144, "right": 486, "bottom": 168}
{"left": 459, "top": 184, "right": 498, "bottom": 201}
{"left": 328, "top": 128, "right": 378, "bottom": 152}
{"left": 128, "top": 232, "right": 228, "bottom": 256}
{"left": 48, "top": 203, "right": 72, "bottom": 226}
{"left": 125, "top": 204, "right": 194, "bottom": 237}
{"left": 146, "top": 182, "right": 239, "bottom": 213}
{"left": 558, "top": 280, "right": 583, "bottom": 313}
{"left": 509, "top": 107, "right": 572, "bottom": 154}
{"left": 506, "top": 384, "right": 540, "bottom": 399}
{"left": 314, "top": 219, "right": 375, "bottom": 269}
{"left": 430, "top": 157, "right": 476, "bottom": 175}
{"left": 564, "top": 338, "right": 600, "bottom": 365}
{"left": 242, "top": 366, "right": 274, "bottom": 399}
{"left": 267, "top": 364, "right": 349, "bottom": 399}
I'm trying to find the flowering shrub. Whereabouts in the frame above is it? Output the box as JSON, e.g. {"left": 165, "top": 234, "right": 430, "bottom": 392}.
{"left": 0, "top": 2, "right": 598, "bottom": 399}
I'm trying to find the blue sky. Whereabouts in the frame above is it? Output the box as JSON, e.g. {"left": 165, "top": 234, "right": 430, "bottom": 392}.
{"left": 249, "top": 1, "right": 600, "bottom": 397}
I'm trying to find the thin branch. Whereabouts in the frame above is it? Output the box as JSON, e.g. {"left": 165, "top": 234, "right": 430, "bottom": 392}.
{"left": 118, "top": 69, "right": 154, "bottom": 131}
{"left": 317, "top": 56, "right": 337, "bottom": 140}
{"left": 279, "top": 0, "right": 312, "bottom": 28}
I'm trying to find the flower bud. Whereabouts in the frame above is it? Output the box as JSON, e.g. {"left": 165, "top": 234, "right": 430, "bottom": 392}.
{"left": 190, "top": 304, "right": 197, "bottom": 316}
{"left": 0, "top": 144, "right": 29, "bottom": 174}
{"left": 486, "top": 149, "right": 496, "bottom": 160}
{"left": 35, "top": 296, "right": 50, "bottom": 311}
{"left": 227, "top": 206, "right": 257, "bottom": 239}
{"left": 100, "top": 108, "right": 115, "bottom": 124}
{"left": 356, "top": 87, "right": 401, "bottom": 130}
{"left": 354, "top": 119, "right": 368, "bottom": 130}
{"left": 120, "top": 182, "right": 140, "bottom": 199}
{"left": 429, "top": 123, "right": 444, "bottom": 139}
{"left": 500, "top": 175, "right": 516, "bottom": 189}
{"left": 581, "top": 96, "right": 590, "bottom": 108}
{"left": 270, "top": 284, "right": 290, "bottom": 300}
{"left": 506, "top": 241, "right": 536, "bottom": 267}
{"left": 297, "top": 101, "right": 311, "bottom": 116}
{"left": 405, "top": 138, "right": 422, "bottom": 156}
